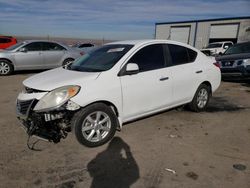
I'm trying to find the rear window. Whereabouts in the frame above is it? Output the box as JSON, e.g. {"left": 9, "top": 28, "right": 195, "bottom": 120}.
{"left": 187, "top": 48, "right": 197, "bottom": 62}
{"left": 168, "top": 44, "right": 197, "bottom": 65}
{"left": 0, "top": 38, "right": 11, "bottom": 43}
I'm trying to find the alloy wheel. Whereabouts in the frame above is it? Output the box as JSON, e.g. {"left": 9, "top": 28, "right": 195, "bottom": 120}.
{"left": 196, "top": 88, "right": 208, "bottom": 108}
{"left": 0, "top": 62, "right": 10, "bottom": 75}
{"left": 81, "top": 111, "right": 111, "bottom": 142}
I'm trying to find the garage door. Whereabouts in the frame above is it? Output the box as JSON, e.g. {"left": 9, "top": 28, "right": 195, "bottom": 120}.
{"left": 210, "top": 24, "right": 239, "bottom": 39}
{"left": 170, "top": 26, "right": 190, "bottom": 44}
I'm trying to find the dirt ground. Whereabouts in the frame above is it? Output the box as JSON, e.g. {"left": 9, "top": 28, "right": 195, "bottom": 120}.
{"left": 0, "top": 72, "right": 250, "bottom": 188}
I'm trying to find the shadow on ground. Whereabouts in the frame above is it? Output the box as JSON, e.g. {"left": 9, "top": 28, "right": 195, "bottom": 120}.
{"left": 14, "top": 69, "right": 48, "bottom": 75}
{"left": 207, "top": 96, "right": 246, "bottom": 112}
{"left": 87, "top": 137, "right": 140, "bottom": 188}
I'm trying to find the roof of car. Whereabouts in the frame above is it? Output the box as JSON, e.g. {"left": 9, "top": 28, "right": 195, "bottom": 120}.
{"left": 107, "top": 39, "right": 198, "bottom": 51}
{"left": 108, "top": 39, "right": 194, "bottom": 46}
{"left": 22, "top": 40, "right": 61, "bottom": 43}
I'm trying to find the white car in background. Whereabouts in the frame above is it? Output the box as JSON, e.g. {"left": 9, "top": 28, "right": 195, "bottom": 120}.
{"left": 16, "top": 40, "right": 221, "bottom": 147}
{"left": 201, "top": 41, "right": 233, "bottom": 56}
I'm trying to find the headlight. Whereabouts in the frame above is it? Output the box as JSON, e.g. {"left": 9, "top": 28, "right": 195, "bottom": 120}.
{"left": 243, "top": 59, "right": 250, "bottom": 66}
{"left": 34, "top": 85, "right": 80, "bottom": 111}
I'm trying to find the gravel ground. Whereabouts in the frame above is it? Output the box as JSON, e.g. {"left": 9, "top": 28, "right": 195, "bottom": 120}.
{"left": 0, "top": 72, "right": 250, "bottom": 188}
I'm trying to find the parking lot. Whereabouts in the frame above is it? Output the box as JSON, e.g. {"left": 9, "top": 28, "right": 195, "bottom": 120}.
{"left": 0, "top": 72, "right": 250, "bottom": 188}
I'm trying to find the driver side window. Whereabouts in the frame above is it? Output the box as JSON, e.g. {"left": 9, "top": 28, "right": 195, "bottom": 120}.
{"left": 24, "top": 42, "right": 43, "bottom": 51}
{"left": 128, "top": 44, "right": 165, "bottom": 72}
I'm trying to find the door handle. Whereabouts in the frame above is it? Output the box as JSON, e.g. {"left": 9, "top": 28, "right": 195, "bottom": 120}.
{"left": 159, "top": 77, "right": 169, "bottom": 81}
{"left": 196, "top": 70, "right": 203, "bottom": 74}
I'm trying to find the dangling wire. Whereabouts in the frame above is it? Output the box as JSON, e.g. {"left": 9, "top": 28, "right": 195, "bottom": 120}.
{"left": 27, "top": 135, "right": 42, "bottom": 151}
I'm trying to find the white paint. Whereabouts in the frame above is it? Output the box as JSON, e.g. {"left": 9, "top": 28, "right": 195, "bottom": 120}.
{"left": 19, "top": 40, "right": 221, "bottom": 126}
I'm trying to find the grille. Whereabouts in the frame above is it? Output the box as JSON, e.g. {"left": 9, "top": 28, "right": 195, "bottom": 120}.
{"left": 16, "top": 99, "right": 34, "bottom": 115}
{"left": 221, "top": 61, "right": 235, "bottom": 67}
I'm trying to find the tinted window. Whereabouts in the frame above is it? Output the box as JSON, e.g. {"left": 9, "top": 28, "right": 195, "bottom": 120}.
{"left": 79, "top": 43, "right": 94, "bottom": 48}
{"left": 0, "top": 38, "right": 11, "bottom": 43}
{"left": 168, "top": 44, "right": 189, "bottom": 65}
{"left": 187, "top": 48, "right": 197, "bottom": 62}
{"left": 70, "top": 44, "right": 133, "bottom": 72}
{"left": 129, "top": 44, "right": 165, "bottom": 72}
{"left": 24, "top": 42, "right": 43, "bottom": 51}
{"left": 224, "top": 42, "right": 250, "bottom": 55}
{"left": 42, "top": 42, "right": 65, "bottom": 51}
{"left": 224, "top": 43, "right": 233, "bottom": 47}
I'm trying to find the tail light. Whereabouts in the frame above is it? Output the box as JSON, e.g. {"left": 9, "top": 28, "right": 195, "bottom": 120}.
{"left": 213, "top": 62, "right": 220, "bottom": 68}
{"left": 80, "top": 52, "right": 84, "bottom": 56}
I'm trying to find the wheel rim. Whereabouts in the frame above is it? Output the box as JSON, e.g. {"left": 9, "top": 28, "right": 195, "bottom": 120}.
{"left": 197, "top": 88, "right": 208, "bottom": 108}
{"left": 81, "top": 111, "right": 111, "bottom": 142}
{"left": 0, "top": 62, "right": 10, "bottom": 75}
{"left": 63, "top": 60, "right": 73, "bottom": 66}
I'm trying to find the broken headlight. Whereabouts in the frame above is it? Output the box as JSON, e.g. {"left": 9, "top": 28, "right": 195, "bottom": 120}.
{"left": 34, "top": 85, "right": 80, "bottom": 112}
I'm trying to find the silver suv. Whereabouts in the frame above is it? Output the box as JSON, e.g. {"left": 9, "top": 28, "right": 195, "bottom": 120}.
{"left": 0, "top": 40, "right": 83, "bottom": 75}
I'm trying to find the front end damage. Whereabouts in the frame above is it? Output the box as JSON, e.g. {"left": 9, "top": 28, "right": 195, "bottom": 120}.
{"left": 16, "top": 87, "right": 80, "bottom": 144}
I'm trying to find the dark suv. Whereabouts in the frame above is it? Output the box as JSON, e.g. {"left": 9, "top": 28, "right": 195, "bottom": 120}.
{"left": 216, "top": 42, "right": 250, "bottom": 78}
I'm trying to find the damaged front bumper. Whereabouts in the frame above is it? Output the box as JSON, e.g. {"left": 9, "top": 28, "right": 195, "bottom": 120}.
{"left": 16, "top": 91, "right": 79, "bottom": 143}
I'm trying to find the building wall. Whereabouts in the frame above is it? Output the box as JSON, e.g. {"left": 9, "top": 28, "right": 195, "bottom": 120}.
{"left": 238, "top": 19, "right": 250, "bottom": 42}
{"left": 155, "top": 22, "right": 196, "bottom": 45}
{"left": 155, "top": 18, "right": 250, "bottom": 49}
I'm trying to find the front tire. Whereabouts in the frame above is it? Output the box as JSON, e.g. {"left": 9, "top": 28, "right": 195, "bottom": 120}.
{"left": 189, "top": 84, "right": 211, "bottom": 112}
{"left": 0, "top": 60, "right": 14, "bottom": 75}
{"left": 72, "top": 103, "right": 117, "bottom": 147}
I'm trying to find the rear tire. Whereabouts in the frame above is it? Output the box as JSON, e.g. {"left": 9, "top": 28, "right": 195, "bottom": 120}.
{"left": 72, "top": 103, "right": 117, "bottom": 147}
{"left": 189, "top": 84, "right": 211, "bottom": 112}
{"left": 0, "top": 60, "right": 14, "bottom": 75}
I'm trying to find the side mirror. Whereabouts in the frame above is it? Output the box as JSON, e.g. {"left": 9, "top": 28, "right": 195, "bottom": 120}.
{"left": 224, "top": 45, "right": 229, "bottom": 49}
{"left": 125, "top": 63, "right": 139, "bottom": 75}
{"left": 19, "top": 47, "right": 27, "bottom": 53}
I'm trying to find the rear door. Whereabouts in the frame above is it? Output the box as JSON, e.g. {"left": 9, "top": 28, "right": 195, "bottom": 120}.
{"left": 42, "top": 42, "right": 66, "bottom": 68}
{"left": 14, "top": 42, "right": 44, "bottom": 69}
{"left": 167, "top": 44, "right": 202, "bottom": 104}
{"left": 120, "top": 44, "right": 173, "bottom": 121}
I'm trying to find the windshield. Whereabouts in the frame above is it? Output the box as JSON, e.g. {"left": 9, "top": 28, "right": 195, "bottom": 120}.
{"left": 70, "top": 44, "right": 133, "bottom": 72}
{"left": 206, "top": 43, "right": 223, "bottom": 49}
{"left": 5, "top": 42, "right": 25, "bottom": 51}
{"left": 224, "top": 42, "right": 250, "bottom": 55}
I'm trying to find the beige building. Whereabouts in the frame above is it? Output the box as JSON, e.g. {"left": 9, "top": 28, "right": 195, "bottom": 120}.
{"left": 155, "top": 17, "right": 250, "bottom": 49}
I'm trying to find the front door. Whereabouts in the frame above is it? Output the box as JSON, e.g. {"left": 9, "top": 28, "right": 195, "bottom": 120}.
{"left": 120, "top": 44, "right": 173, "bottom": 121}
{"left": 14, "top": 42, "right": 44, "bottom": 69}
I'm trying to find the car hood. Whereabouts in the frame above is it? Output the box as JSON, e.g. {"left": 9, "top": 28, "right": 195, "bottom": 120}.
{"left": 201, "top": 48, "right": 217, "bottom": 51}
{"left": 23, "top": 67, "right": 101, "bottom": 91}
{"left": 216, "top": 53, "right": 250, "bottom": 61}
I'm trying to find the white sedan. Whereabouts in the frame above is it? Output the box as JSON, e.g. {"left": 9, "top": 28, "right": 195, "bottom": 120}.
{"left": 16, "top": 40, "right": 221, "bottom": 147}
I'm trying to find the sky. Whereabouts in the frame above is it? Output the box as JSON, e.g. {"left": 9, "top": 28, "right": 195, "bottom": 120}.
{"left": 0, "top": 0, "right": 249, "bottom": 40}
